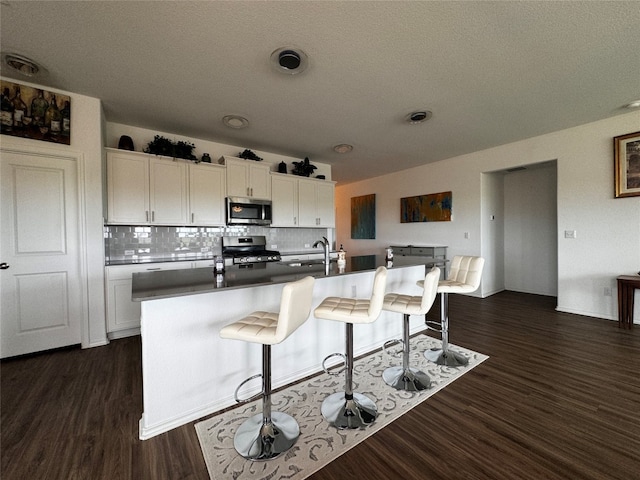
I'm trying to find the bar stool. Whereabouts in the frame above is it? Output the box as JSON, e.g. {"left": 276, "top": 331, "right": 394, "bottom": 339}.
{"left": 314, "top": 266, "right": 387, "bottom": 429}
{"left": 418, "top": 256, "right": 484, "bottom": 367}
{"left": 219, "top": 276, "right": 315, "bottom": 461}
{"left": 381, "top": 266, "right": 440, "bottom": 391}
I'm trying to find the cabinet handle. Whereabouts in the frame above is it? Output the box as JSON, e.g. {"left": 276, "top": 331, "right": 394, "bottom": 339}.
{"left": 250, "top": 187, "right": 254, "bottom": 197}
{"left": 247, "top": 187, "right": 250, "bottom": 196}
{"left": 146, "top": 210, "right": 149, "bottom": 222}
{"left": 191, "top": 213, "right": 195, "bottom": 223}
{"left": 152, "top": 211, "right": 155, "bottom": 222}
{"left": 294, "top": 216, "right": 297, "bottom": 225}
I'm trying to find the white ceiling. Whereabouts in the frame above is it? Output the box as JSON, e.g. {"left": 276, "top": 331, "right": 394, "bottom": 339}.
{"left": 1, "top": 1, "right": 639, "bottom": 184}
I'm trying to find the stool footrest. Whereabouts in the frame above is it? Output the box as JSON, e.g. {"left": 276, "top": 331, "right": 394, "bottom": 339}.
{"left": 425, "top": 320, "right": 442, "bottom": 333}
{"left": 382, "top": 338, "right": 404, "bottom": 358}
{"left": 322, "top": 352, "right": 346, "bottom": 376}
{"left": 234, "top": 373, "right": 263, "bottom": 404}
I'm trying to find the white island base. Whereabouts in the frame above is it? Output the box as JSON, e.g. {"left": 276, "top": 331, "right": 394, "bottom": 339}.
{"left": 138, "top": 263, "right": 425, "bottom": 439}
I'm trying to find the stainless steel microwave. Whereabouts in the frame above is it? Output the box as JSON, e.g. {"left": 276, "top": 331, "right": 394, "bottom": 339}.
{"left": 226, "top": 197, "right": 272, "bottom": 226}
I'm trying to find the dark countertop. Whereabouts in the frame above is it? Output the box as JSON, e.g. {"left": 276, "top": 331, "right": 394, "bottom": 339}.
{"left": 132, "top": 255, "right": 427, "bottom": 302}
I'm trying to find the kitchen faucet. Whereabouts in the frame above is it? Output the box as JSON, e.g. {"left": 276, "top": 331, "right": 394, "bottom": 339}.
{"left": 313, "top": 236, "right": 331, "bottom": 274}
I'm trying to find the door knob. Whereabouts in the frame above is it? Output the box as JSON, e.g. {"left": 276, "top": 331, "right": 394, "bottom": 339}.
{"left": 0, "top": 263, "right": 9, "bottom": 270}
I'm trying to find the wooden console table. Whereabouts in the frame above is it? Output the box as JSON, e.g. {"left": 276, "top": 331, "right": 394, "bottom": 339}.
{"left": 617, "top": 275, "right": 640, "bottom": 329}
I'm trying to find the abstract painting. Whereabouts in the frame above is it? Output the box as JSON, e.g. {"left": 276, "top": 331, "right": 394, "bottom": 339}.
{"left": 351, "top": 194, "right": 376, "bottom": 239}
{"left": 401, "top": 191, "right": 452, "bottom": 223}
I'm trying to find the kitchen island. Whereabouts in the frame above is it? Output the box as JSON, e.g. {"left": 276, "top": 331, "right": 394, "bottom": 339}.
{"left": 134, "top": 255, "right": 429, "bottom": 439}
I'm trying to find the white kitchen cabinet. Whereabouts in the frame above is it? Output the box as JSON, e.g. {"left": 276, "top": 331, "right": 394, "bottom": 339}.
{"left": 220, "top": 156, "right": 271, "bottom": 200}
{"left": 107, "top": 149, "right": 225, "bottom": 226}
{"left": 271, "top": 173, "right": 298, "bottom": 226}
{"left": 298, "top": 178, "right": 335, "bottom": 227}
{"left": 189, "top": 163, "right": 225, "bottom": 226}
{"left": 107, "top": 149, "right": 188, "bottom": 225}
{"left": 105, "top": 261, "right": 196, "bottom": 337}
{"left": 149, "top": 157, "right": 189, "bottom": 224}
{"left": 107, "top": 150, "right": 150, "bottom": 224}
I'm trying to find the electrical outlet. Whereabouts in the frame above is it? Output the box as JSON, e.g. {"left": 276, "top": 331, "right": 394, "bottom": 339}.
{"left": 564, "top": 230, "right": 577, "bottom": 239}
{"left": 201, "top": 247, "right": 210, "bottom": 253}
{"left": 351, "top": 285, "right": 357, "bottom": 297}
{"left": 464, "top": 232, "right": 470, "bottom": 239}
{"left": 604, "top": 287, "right": 612, "bottom": 297}
{"left": 124, "top": 249, "right": 134, "bottom": 256}
{"left": 270, "top": 244, "right": 277, "bottom": 249}
{"left": 304, "top": 243, "right": 310, "bottom": 248}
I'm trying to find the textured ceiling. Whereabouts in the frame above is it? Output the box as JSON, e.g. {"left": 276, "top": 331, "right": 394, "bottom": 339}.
{"left": 1, "top": 1, "right": 639, "bottom": 184}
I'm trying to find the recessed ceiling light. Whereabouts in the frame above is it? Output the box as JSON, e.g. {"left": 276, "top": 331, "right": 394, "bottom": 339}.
{"left": 625, "top": 100, "right": 640, "bottom": 109}
{"left": 2, "top": 53, "right": 40, "bottom": 77}
{"left": 406, "top": 110, "right": 432, "bottom": 124}
{"left": 333, "top": 144, "right": 353, "bottom": 154}
{"left": 222, "top": 115, "right": 249, "bottom": 129}
{"left": 270, "top": 46, "right": 309, "bottom": 75}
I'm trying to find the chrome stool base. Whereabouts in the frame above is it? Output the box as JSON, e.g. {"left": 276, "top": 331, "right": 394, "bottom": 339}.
{"left": 382, "top": 365, "right": 431, "bottom": 391}
{"left": 424, "top": 347, "right": 468, "bottom": 367}
{"left": 233, "top": 411, "right": 300, "bottom": 461}
{"left": 321, "top": 391, "right": 377, "bottom": 429}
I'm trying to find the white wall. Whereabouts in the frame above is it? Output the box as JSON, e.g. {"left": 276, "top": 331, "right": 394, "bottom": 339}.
{"left": 0, "top": 77, "right": 107, "bottom": 347}
{"left": 336, "top": 111, "right": 640, "bottom": 322}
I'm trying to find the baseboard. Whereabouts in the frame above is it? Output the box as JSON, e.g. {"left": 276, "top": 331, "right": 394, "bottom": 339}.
{"left": 107, "top": 327, "right": 140, "bottom": 340}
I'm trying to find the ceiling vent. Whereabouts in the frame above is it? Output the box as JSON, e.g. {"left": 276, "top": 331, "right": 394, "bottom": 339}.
{"left": 2, "top": 53, "right": 40, "bottom": 77}
{"left": 270, "top": 46, "right": 308, "bottom": 75}
{"left": 406, "top": 110, "right": 432, "bottom": 124}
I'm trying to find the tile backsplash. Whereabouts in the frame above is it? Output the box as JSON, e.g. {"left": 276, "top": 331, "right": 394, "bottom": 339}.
{"left": 104, "top": 225, "right": 331, "bottom": 264}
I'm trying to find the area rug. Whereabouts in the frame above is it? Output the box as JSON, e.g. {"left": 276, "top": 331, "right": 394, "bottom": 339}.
{"left": 195, "top": 334, "right": 488, "bottom": 480}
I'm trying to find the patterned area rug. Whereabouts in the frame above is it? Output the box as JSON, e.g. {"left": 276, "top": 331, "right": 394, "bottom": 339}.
{"left": 195, "top": 334, "right": 488, "bottom": 480}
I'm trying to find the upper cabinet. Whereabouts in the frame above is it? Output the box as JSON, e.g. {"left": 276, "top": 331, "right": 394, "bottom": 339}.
{"left": 189, "top": 163, "right": 226, "bottom": 226}
{"left": 106, "top": 149, "right": 225, "bottom": 226}
{"left": 271, "top": 173, "right": 298, "bottom": 227}
{"left": 271, "top": 173, "right": 335, "bottom": 228}
{"left": 220, "top": 156, "right": 271, "bottom": 200}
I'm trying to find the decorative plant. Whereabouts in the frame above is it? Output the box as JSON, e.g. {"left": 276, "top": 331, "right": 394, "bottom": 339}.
{"left": 174, "top": 140, "right": 197, "bottom": 161}
{"left": 238, "top": 149, "right": 263, "bottom": 161}
{"left": 144, "top": 135, "right": 174, "bottom": 157}
{"left": 144, "top": 135, "right": 197, "bottom": 161}
{"left": 292, "top": 157, "right": 317, "bottom": 177}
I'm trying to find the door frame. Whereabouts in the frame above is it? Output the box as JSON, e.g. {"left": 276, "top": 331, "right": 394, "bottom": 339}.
{"left": 1, "top": 139, "right": 91, "bottom": 350}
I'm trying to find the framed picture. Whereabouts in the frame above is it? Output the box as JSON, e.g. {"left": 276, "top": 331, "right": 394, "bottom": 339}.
{"left": 351, "top": 194, "right": 376, "bottom": 239}
{"left": 614, "top": 131, "right": 640, "bottom": 198}
{"left": 401, "top": 191, "right": 452, "bottom": 223}
{"left": 1, "top": 80, "right": 71, "bottom": 145}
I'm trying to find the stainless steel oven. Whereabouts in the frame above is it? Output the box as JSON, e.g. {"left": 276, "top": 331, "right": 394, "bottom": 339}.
{"left": 226, "top": 197, "right": 272, "bottom": 226}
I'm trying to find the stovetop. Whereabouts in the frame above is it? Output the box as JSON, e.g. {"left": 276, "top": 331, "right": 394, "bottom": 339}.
{"left": 221, "top": 235, "right": 281, "bottom": 264}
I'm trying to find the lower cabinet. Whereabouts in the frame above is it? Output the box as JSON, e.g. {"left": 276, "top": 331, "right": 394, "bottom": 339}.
{"left": 105, "top": 262, "right": 202, "bottom": 337}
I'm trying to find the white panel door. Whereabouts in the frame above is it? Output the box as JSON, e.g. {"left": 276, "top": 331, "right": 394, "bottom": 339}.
{"left": 0, "top": 151, "right": 82, "bottom": 358}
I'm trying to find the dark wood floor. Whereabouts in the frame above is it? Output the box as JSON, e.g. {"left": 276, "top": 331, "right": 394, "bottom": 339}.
{"left": 2, "top": 291, "right": 639, "bottom": 480}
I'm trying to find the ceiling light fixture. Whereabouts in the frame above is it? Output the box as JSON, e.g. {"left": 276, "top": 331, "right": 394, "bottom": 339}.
{"left": 333, "top": 144, "right": 353, "bottom": 154}
{"left": 222, "top": 115, "right": 249, "bottom": 129}
{"left": 625, "top": 100, "right": 640, "bottom": 109}
{"left": 406, "top": 110, "right": 432, "bottom": 124}
{"left": 270, "top": 46, "right": 309, "bottom": 75}
{"left": 2, "top": 53, "right": 40, "bottom": 77}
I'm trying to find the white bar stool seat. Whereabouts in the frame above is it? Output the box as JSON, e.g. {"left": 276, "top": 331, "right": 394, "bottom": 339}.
{"left": 314, "top": 266, "right": 387, "bottom": 429}
{"left": 418, "top": 256, "right": 484, "bottom": 367}
{"left": 381, "top": 266, "right": 440, "bottom": 391}
{"left": 219, "top": 275, "right": 315, "bottom": 461}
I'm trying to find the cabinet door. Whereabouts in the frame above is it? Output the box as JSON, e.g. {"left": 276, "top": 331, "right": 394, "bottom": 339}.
{"left": 316, "top": 182, "right": 335, "bottom": 227}
{"left": 190, "top": 164, "right": 225, "bottom": 225}
{"left": 149, "top": 159, "right": 188, "bottom": 224}
{"left": 248, "top": 163, "right": 271, "bottom": 200}
{"left": 226, "top": 161, "right": 249, "bottom": 197}
{"left": 107, "top": 278, "right": 142, "bottom": 333}
{"left": 271, "top": 175, "right": 298, "bottom": 226}
{"left": 297, "top": 179, "right": 318, "bottom": 227}
{"left": 107, "top": 152, "right": 149, "bottom": 224}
